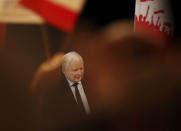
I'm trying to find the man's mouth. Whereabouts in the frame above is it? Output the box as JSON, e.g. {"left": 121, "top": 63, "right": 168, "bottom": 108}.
{"left": 75, "top": 76, "right": 81, "bottom": 79}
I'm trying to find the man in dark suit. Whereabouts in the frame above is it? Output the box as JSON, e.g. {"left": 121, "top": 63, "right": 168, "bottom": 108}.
{"left": 36, "top": 51, "right": 90, "bottom": 131}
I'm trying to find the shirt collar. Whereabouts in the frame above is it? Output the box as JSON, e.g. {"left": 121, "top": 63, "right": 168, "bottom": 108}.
{"left": 66, "top": 79, "right": 81, "bottom": 87}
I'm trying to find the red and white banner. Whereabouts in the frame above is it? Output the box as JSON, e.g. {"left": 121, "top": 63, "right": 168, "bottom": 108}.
{"left": 134, "top": 0, "right": 174, "bottom": 43}
{"left": 20, "top": 0, "right": 86, "bottom": 33}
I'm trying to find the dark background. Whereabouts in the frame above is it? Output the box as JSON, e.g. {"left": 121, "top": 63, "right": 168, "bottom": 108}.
{"left": 81, "top": 0, "right": 136, "bottom": 26}
{"left": 170, "top": 1, "right": 181, "bottom": 38}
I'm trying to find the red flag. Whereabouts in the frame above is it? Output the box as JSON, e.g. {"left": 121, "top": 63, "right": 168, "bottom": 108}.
{"left": 134, "top": 0, "right": 174, "bottom": 44}
{"left": 20, "top": 0, "right": 86, "bottom": 33}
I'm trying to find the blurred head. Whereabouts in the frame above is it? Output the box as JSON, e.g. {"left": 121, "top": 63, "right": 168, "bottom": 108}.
{"left": 87, "top": 34, "right": 161, "bottom": 110}
{"left": 62, "top": 51, "right": 84, "bottom": 82}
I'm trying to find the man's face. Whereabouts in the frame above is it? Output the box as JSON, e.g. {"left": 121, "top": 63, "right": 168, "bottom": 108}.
{"left": 63, "top": 59, "right": 84, "bottom": 82}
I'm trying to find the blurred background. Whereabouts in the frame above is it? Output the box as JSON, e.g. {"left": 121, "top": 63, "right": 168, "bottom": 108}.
{"left": 0, "top": 0, "right": 181, "bottom": 131}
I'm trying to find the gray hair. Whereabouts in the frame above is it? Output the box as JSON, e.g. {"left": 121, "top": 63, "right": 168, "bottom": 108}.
{"left": 62, "top": 51, "right": 83, "bottom": 70}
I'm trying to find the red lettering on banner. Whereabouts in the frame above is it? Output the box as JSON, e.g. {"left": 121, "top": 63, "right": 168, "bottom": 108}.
{"left": 140, "top": 0, "right": 154, "bottom": 2}
{"left": 135, "top": 5, "right": 172, "bottom": 35}
{"left": 154, "top": 10, "right": 164, "bottom": 14}
{"left": 135, "top": 0, "right": 173, "bottom": 44}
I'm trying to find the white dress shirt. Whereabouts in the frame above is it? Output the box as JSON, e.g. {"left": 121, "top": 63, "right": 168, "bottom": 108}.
{"left": 67, "top": 79, "right": 91, "bottom": 115}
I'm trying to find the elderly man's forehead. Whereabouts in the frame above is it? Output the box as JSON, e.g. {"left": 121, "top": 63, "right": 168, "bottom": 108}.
{"left": 67, "top": 58, "right": 83, "bottom": 67}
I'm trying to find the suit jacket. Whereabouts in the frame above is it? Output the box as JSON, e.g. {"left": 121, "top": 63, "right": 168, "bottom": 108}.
{"left": 36, "top": 76, "right": 89, "bottom": 131}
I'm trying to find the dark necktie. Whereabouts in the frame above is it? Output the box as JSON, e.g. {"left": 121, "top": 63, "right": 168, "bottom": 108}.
{"left": 72, "top": 82, "right": 85, "bottom": 113}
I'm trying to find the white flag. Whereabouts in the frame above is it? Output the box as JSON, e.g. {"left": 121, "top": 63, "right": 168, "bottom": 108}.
{"left": 0, "top": 0, "right": 43, "bottom": 24}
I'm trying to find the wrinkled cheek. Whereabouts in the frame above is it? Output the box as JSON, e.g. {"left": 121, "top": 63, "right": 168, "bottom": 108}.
{"left": 72, "top": 74, "right": 76, "bottom": 79}
{"left": 68, "top": 73, "right": 74, "bottom": 80}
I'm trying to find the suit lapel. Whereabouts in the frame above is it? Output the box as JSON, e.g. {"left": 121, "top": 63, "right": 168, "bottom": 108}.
{"left": 59, "top": 76, "right": 77, "bottom": 106}
{"left": 59, "top": 76, "right": 89, "bottom": 117}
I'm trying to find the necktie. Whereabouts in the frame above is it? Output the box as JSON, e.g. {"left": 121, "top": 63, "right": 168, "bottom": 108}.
{"left": 72, "top": 82, "right": 85, "bottom": 113}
